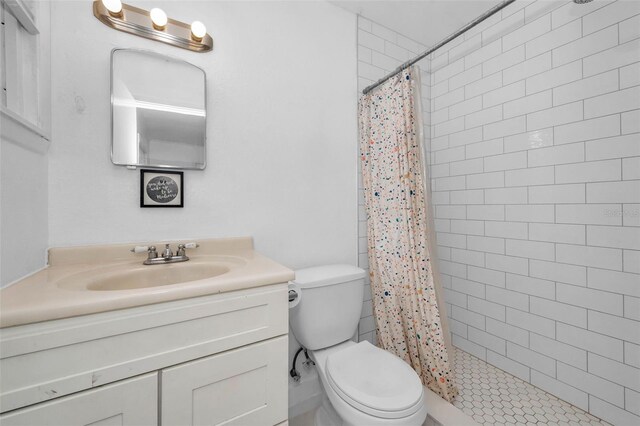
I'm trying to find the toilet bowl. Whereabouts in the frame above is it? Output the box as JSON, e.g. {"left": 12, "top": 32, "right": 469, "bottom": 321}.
{"left": 311, "top": 340, "right": 427, "bottom": 426}
{"left": 289, "top": 265, "right": 427, "bottom": 426}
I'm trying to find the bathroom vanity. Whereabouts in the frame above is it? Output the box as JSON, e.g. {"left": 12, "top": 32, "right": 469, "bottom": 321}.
{"left": 0, "top": 237, "right": 293, "bottom": 426}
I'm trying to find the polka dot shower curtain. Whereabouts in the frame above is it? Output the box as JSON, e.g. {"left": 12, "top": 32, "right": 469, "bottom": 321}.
{"left": 359, "top": 66, "right": 458, "bottom": 401}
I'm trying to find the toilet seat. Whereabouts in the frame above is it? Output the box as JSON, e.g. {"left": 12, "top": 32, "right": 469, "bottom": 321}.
{"left": 325, "top": 341, "right": 424, "bottom": 419}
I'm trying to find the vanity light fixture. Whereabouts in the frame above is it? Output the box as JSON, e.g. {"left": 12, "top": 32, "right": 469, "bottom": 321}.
{"left": 190, "top": 21, "right": 207, "bottom": 42}
{"left": 149, "top": 8, "right": 167, "bottom": 30}
{"left": 93, "top": 1, "right": 213, "bottom": 52}
{"left": 101, "top": 0, "right": 123, "bottom": 17}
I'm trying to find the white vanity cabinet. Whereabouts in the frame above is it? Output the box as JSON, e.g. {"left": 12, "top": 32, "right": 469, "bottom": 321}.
{"left": 161, "top": 337, "right": 287, "bottom": 425}
{"left": 0, "top": 373, "right": 158, "bottom": 426}
{"left": 0, "top": 284, "right": 289, "bottom": 426}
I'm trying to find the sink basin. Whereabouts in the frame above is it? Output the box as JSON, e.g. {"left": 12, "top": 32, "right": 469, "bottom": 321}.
{"left": 56, "top": 256, "right": 246, "bottom": 292}
{"left": 87, "top": 263, "right": 230, "bottom": 291}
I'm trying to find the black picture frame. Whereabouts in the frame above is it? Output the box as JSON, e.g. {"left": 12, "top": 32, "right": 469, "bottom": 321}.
{"left": 140, "top": 169, "right": 184, "bottom": 208}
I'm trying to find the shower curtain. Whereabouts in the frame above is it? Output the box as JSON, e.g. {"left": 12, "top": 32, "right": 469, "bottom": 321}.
{"left": 359, "top": 66, "right": 458, "bottom": 401}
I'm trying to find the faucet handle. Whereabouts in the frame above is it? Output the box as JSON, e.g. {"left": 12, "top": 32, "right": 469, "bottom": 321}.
{"left": 177, "top": 242, "right": 199, "bottom": 256}
{"left": 148, "top": 246, "right": 158, "bottom": 260}
{"left": 131, "top": 245, "right": 158, "bottom": 260}
{"left": 177, "top": 242, "right": 198, "bottom": 256}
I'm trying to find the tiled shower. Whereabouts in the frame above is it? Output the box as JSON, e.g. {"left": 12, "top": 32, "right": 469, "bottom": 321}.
{"left": 357, "top": 1, "right": 640, "bottom": 424}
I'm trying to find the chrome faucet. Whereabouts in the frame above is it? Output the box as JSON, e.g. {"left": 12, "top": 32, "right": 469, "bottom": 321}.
{"left": 131, "top": 242, "right": 199, "bottom": 265}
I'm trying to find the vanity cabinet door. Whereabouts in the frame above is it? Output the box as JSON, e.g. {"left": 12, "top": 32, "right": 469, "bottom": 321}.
{"left": 0, "top": 373, "right": 157, "bottom": 426}
{"left": 161, "top": 336, "right": 288, "bottom": 426}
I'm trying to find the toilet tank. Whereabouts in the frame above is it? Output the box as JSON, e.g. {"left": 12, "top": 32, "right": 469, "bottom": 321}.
{"left": 289, "top": 265, "right": 366, "bottom": 350}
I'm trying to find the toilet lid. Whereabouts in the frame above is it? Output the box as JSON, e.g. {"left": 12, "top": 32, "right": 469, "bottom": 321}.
{"left": 325, "top": 341, "right": 424, "bottom": 419}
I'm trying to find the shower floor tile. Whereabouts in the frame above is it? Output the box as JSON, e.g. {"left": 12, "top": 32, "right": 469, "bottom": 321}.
{"left": 452, "top": 348, "right": 610, "bottom": 426}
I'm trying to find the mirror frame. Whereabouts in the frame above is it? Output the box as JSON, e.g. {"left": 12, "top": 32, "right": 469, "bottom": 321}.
{"left": 110, "top": 48, "right": 207, "bottom": 170}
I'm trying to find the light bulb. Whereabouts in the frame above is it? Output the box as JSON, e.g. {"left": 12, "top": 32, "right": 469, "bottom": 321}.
{"left": 150, "top": 8, "right": 168, "bottom": 30}
{"left": 190, "top": 21, "right": 207, "bottom": 41}
{"left": 101, "top": 0, "right": 122, "bottom": 16}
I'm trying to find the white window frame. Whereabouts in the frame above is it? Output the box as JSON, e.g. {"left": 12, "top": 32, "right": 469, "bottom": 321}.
{"left": 0, "top": 0, "right": 51, "bottom": 146}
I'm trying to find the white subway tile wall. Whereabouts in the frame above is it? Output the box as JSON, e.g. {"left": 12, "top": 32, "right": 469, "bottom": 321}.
{"left": 356, "top": 18, "right": 430, "bottom": 346}
{"left": 426, "top": 1, "right": 640, "bottom": 423}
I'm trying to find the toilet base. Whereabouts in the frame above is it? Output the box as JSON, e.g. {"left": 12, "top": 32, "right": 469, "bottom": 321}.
{"left": 314, "top": 396, "right": 342, "bottom": 426}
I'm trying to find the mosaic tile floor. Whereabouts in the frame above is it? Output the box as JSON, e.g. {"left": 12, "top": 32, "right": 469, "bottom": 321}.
{"left": 452, "top": 348, "right": 610, "bottom": 426}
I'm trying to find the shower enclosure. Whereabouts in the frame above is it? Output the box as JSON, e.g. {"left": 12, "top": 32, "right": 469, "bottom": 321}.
{"left": 356, "top": 0, "right": 640, "bottom": 424}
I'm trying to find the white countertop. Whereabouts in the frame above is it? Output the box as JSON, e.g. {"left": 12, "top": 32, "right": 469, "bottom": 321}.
{"left": 0, "top": 237, "right": 294, "bottom": 328}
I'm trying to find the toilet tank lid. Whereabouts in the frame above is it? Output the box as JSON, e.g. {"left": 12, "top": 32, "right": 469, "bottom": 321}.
{"left": 292, "top": 264, "right": 366, "bottom": 289}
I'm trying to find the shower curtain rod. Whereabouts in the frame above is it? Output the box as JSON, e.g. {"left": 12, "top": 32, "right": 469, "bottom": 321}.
{"left": 362, "top": 0, "right": 516, "bottom": 95}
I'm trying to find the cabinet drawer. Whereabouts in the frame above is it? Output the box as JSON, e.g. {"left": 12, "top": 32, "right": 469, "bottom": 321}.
{"left": 0, "top": 373, "right": 157, "bottom": 426}
{"left": 161, "top": 336, "right": 288, "bottom": 426}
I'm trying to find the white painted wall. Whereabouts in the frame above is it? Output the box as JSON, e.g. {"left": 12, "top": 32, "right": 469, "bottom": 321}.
{"left": 426, "top": 1, "right": 640, "bottom": 424}
{"left": 0, "top": 135, "right": 48, "bottom": 286}
{"left": 48, "top": 1, "right": 358, "bottom": 271}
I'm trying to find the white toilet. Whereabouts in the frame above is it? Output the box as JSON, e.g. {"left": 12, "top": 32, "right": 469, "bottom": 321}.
{"left": 289, "top": 265, "right": 428, "bottom": 426}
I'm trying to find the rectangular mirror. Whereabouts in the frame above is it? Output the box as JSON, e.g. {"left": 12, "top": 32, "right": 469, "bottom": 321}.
{"left": 111, "top": 49, "right": 206, "bottom": 170}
